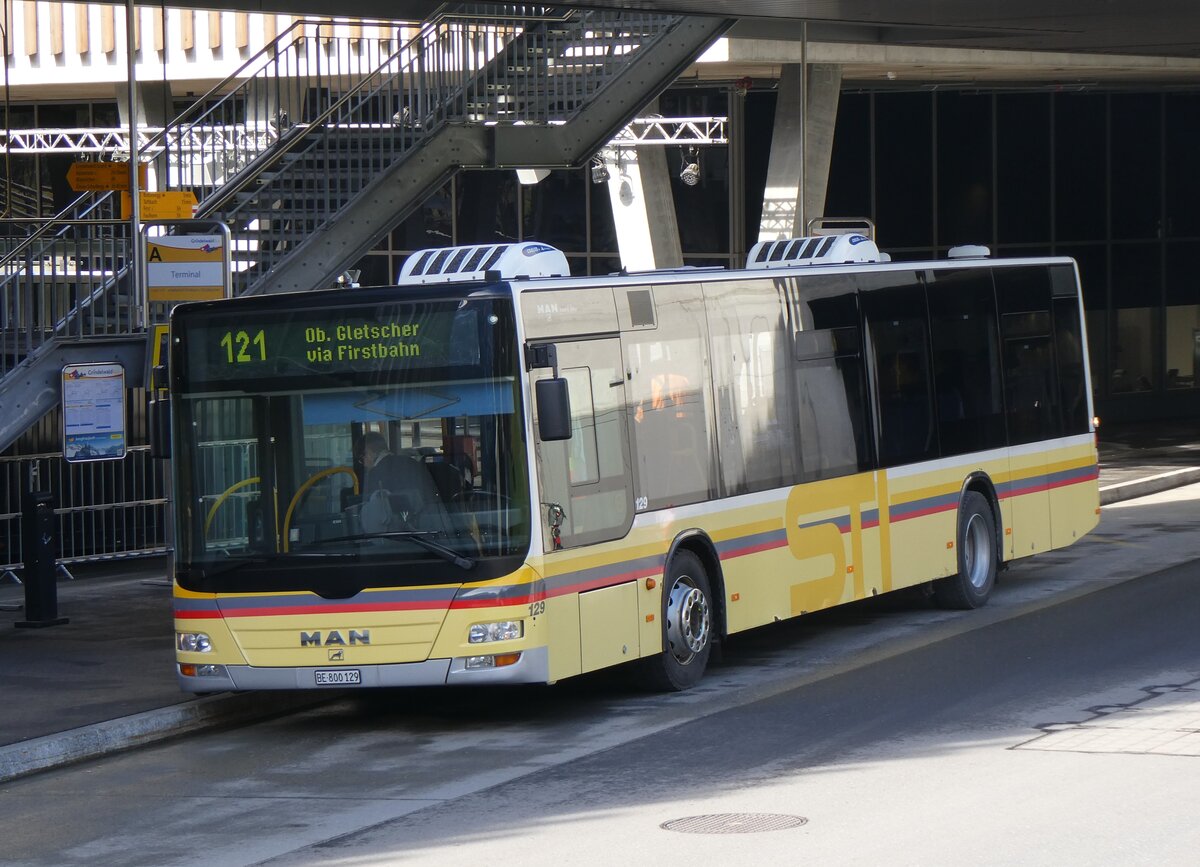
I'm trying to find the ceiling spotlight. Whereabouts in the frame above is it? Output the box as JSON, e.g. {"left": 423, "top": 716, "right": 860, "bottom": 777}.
{"left": 679, "top": 147, "right": 700, "bottom": 187}
{"left": 590, "top": 158, "right": 610, "bottom": 185}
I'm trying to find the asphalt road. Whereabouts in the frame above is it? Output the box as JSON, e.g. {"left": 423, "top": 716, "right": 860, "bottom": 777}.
{"left": 2, "top": 487, "right": 1199, "bottom": 866}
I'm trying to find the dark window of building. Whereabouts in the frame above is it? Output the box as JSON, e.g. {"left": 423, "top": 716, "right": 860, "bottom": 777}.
{"left": 522, "top": 169, "right": 586, "bottom": 251}
{"left": 995, "top": 266, "right": 1061, "bottom": 443}
{"left": 1110, "top": 242, "right": 1161, "bottom": 393}
{"left": 742, "top": 90, "right": 778, "bottom": 250}
{"left": 1054, "top": 94, "right": 1107, "bottom": 243}
{"left": 390, "top": 182, "right": 453, "bottom": 253}
{"left": 1164, "top": 241, "right": 1200, "bottom": 389}
{"left": 861, "top": 275, "right": 938, "bottom": 466}
{"left": 937, "top": 92, "right": 993, "bottom": 248}
{"left": 1111, "top": 94, "right": 1162, "bottom": 241}
{"left": 588, "top": 175, "right": 618, "bottom": 254}
{"left": 875, "top": 93, "right": 933, "bottom": 250}
{"left": 927, "top": 268, "right": 1006, "bottom": 455}
{"left": 825, "top": 93, "right": 872, "bottom": 221}
{"left": 1165, "top": 93, "right": 1200, "bottom": 238}
{"left": 671, "top": 145, "right": 730, "bottom": 254}
{"left": 456, "top": 171, "right": 519, "bottom": 245}
{"left": 996, "top": 94, "right": 1051, "bottom": 245}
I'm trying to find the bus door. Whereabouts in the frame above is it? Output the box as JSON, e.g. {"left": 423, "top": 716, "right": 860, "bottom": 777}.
{"left": 530, "top": 337, "right": 634, "bottom": 552}
{"left": 530, "top": 337, "right": 637, "bottom": 674}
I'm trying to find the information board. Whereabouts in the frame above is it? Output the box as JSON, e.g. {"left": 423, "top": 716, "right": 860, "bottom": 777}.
{"left": 62, "top": 364, "right": 126, "bottom": 462}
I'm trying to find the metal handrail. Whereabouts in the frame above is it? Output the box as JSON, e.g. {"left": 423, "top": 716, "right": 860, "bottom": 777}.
{"left": 1, "top": 6, "right": 684, "bottom": 375}
{"left": 205, "top": 7, "right": 682, "bottom": 294}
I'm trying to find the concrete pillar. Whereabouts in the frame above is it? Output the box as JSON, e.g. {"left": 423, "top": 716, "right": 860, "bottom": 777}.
{"left": 758, "top": 63, "right": 842, "bottom": 241}
{"left": 603, "top": 110, "right": 683, "bottom": 271}
{"left": 115, "top": 81, "right": 173, "bottom": 190}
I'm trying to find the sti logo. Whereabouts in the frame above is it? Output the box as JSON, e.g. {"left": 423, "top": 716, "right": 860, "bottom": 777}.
{"left": 300, "top": 630, "right": 370, "bottom": 647}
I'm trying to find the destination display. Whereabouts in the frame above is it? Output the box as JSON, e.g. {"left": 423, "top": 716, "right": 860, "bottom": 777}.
{"left": 181, "top": 300, "right": 495, "bottom": 384}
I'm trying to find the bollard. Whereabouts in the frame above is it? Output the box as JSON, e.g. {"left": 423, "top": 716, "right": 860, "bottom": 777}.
{"left": 15, "top": 490, "right": 69, "bottom": 628}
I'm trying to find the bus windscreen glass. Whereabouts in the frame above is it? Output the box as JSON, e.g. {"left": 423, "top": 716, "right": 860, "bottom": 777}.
{"left": 170, "top": 296, "right": 530, "bottom": 594}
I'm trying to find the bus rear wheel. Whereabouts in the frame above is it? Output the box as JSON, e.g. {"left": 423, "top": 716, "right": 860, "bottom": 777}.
{"left": 934, "top": 491, "right": 997, "bottom": 610}
{"left": 639, "top": 550, "right": 713, "bottom": 691}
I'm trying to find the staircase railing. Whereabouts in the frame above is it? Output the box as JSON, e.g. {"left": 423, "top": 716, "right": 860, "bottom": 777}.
{"left": 0, "top": 14, "right": 408, "bottom": 382}
{"left": 202, "top": 6, "right": 682, "bottom": 294}
{"left": 1, "top": 5, "right": 689, "bottom": 379}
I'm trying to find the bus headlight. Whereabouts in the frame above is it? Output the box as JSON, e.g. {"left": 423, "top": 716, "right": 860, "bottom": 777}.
{"left": 468, "top": 620, "right": 523, "bottom": 643}
{"left": 177, "top": 632, "right": 213, "bottom": 653}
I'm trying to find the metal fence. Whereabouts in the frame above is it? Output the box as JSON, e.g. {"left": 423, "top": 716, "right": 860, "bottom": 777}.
{"left": 0, "top": 446, "right": 168, "bottom": 575}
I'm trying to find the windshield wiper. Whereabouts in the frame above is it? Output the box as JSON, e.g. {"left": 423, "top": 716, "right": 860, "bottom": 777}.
{"left": 304, "top": 531, "right": 475, "bottom": 570}
{"left": 195, "top": 554, "right": 276, "bottom": 581}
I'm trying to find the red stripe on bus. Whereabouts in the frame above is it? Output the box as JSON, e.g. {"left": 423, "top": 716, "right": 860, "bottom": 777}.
{"left": 178, "top": 601, "right": 453, "bottom": 619}
{"left": 449, "top": 592, "right": 542, "bottom": 610}
{"left": 719, "top": 538, "right": 789, "bottom": 560}
{"left": 548, "top": 566, "right": 661, "bottom": 598}
{"left": 890, "top": 502, "right": 958, "bottom": 522}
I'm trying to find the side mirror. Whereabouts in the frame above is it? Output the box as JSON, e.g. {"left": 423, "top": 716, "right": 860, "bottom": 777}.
{"left": 149, "top": 396, "right": 171, "bottom": 459}
{"left": 535, "top": 377, "right": 572, "bottom": 441}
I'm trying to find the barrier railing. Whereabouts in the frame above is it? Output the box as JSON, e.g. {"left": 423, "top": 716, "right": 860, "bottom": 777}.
{"left": 0, "top": 446, "right": 168, "bottom": 574}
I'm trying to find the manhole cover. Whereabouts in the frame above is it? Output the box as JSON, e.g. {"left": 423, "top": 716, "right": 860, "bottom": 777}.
{"left": 660, "top": 813, "right": 808, "bottom": 834}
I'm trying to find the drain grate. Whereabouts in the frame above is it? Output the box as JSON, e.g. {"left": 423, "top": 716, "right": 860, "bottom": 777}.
{"left": 660, "top": 813, "right": 808, "bottom": 834}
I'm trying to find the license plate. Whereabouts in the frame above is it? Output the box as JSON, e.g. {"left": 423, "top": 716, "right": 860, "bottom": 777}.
{"left": 314, "top": 669, "right": 361, "bottom": 686}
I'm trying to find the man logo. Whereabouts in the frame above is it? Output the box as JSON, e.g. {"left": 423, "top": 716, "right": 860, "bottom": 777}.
{"left": 300, "top": 630, "right": 370, "bottom": 647}
{"left": 328, "top": 649, "right": 345, "bottom": 661}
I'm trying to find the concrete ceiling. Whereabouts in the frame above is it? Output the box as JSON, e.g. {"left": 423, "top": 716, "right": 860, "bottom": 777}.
{"left": 160, "top": 1, "right": 1200, "bottom": 60}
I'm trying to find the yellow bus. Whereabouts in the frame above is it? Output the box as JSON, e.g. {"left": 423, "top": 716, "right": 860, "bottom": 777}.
{"left": 170, "top": 233, "right": 1098, "bottom": 692}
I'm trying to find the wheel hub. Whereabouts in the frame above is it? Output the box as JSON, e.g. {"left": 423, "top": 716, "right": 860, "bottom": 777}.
{"left": 963, "top": 512, "right": 993, "bottom": 589}
{"left": 666, "top": 577, "right": 710, "bottom": 665}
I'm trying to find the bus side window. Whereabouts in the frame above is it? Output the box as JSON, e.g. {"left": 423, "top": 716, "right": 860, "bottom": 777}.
{"left": 861, "top": 280, "right": 938, "bottom": 467}
{"left": 789, "top": 274, "right": 873, "bottom": 480}
{"left": 927, "top": 268, "right": 1006, "bottom": 456}
{"left": 995, "top": 266, "right": 1063, "bottom": 444}
{"left": 1052, "top": 273, "right": 1090, "bottom": 435}
{"left": 626, "top": 286, "right": 713, "bottom": 510}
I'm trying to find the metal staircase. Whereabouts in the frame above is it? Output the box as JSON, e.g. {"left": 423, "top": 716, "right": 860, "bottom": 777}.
{"left": 0, "top": 4, "right": 728, "bottom": 457}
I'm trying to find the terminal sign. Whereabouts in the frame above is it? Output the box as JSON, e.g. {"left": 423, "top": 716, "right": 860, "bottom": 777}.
{"left": 145, "top": 234, "right": 227, "bottom": 302}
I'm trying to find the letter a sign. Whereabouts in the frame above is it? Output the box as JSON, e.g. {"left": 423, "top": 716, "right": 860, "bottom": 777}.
{"left": 142, "top": 223, "right": 232, "bottom": 303}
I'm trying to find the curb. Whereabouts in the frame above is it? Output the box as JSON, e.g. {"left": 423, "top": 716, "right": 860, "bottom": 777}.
{"left": 1099, "top": 466, "right": 1200, "bottom": 505}
{"left": 0, "top": 691, "right": 336, "bottom": 784}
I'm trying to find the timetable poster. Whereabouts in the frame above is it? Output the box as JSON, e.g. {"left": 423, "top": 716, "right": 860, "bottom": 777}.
{"left": 62, "top": 363, "right": 126, "bottom": 462}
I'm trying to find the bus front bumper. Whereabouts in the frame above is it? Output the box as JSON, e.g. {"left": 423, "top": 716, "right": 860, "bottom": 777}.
{"left": 177, "top": 645, "right": 551, "bottom": 692}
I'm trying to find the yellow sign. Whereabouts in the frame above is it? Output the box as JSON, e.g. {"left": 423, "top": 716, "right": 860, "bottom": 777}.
{"left": 148, "top": 324, "right": 171, "bottom": 391}
{"left": 67, "top": 161, "right": 146, "bottom": 192}
{"left": 145, "top": 234, "right": 226, "bottom": 302}
{"left": 121, "top": 191, "right": 199, "bottom": 221}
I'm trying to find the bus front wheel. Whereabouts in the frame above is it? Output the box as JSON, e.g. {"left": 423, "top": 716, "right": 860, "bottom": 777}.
{"left": 639, "top": 550, "right": 713, "bottom": 691}
{"left": 934, "top": 491, "right": 997, "bottom": 610}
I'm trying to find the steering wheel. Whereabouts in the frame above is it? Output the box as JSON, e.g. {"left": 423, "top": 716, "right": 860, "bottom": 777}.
{"left": 282, "top": 466, "right": 359, "bottom": 552}
{"left": 204, "top": 477, "right": 261, "bottom": 537}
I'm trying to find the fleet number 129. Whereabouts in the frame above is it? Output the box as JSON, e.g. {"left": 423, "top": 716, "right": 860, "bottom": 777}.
{"left": 220, "top": 329, "right": 266, "bottom": 363}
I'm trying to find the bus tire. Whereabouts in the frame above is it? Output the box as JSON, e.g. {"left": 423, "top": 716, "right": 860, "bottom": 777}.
{"left": 638, "top": 550, "right": 713, "bottom": 691}
{"left": 934, "top": 491, "right": 997, "bottom": 610}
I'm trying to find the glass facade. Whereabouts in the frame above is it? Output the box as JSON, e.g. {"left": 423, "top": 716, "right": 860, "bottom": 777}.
{"left": 819, "top": 88, "right": 1200, "bottom": 420}
{"left": 7, "top": 86, "right": 1194, "bottom": 422}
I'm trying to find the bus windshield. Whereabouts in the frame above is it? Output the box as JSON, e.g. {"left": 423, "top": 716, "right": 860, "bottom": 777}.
{"left": 170, "top": 294, "right": 530, "bottom": 593}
